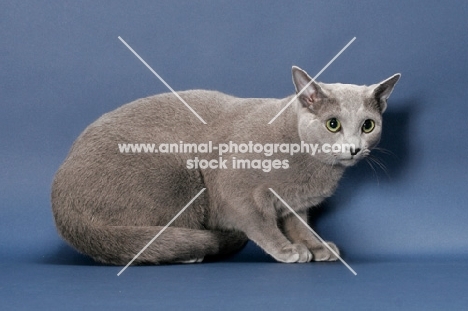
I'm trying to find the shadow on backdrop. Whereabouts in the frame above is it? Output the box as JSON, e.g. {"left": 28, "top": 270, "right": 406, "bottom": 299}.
{"left": 40, "top": 243, "right": 99, "bottom": 266}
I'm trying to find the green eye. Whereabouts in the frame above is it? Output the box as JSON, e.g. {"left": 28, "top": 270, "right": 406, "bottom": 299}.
{"left": 362, "top": 119, "right": 375, "bottom": 133}
{"left": 326, "top": 118, "right": 341, "bottom": 132}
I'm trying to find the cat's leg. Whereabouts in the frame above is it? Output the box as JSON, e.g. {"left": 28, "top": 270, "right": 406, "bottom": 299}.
{"left": 177, "top": 230, "right": 248, "bottom": 263}
{"left": 281, "top": 212, "right": 339, "bottom": 262}
{"left": 234, "top": 208, "right": 312, "bottom": 263}
{"left": 146, "top": 229, "right": 247, "bottom": 264}
{"left": 215, "top": 230, "right": 249, "bottom": 255}
{"left": 200, "top": 230, "right": 249, "bottom": 262}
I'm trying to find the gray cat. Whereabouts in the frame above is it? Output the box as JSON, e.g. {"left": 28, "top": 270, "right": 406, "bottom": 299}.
{"left": 51, "top": 66, "right": 400, "bottom": 265}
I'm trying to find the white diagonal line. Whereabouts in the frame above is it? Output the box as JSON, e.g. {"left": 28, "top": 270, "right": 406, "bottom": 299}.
{"left": 117, "top": 188, "right": 206, "bottom": 276}
{"left": 118, "top": 36, "right": 207, "bottom": 124}
{"left": 268, "top": 37, "right": 356, "bottom": 124}
{"left": 268, "top": 188, "right": 357, "bottom": 276}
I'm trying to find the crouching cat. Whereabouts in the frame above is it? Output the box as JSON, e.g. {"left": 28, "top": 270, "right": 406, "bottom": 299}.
{"left": 51, "top": 66, "right": 400, "bottom": 265}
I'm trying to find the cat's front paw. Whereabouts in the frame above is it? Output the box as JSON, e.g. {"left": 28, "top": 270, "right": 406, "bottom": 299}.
{"left": 274, "top": 243, "right": 312, "bottom": 263}
{"left": 311, "top": 242, "right": 340, "bottom": 262}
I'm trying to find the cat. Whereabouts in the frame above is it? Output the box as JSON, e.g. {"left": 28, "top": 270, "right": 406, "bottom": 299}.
{"left": 51, "top": 66, "right": 400, "bottom": 265}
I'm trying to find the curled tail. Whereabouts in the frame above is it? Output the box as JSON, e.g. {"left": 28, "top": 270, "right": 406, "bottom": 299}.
{"left": 55, "top": 217, "right": 247, "bottom": 265}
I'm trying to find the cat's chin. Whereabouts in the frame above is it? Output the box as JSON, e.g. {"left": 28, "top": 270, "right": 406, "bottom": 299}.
{"left": 339, "top": 160, "right": 357, "bottom": 167}
{"left": 318, "top": 156, "right": 358, "bottom": 167}
{"left": 335, "top": 157, "right": 360, "bottom": 167}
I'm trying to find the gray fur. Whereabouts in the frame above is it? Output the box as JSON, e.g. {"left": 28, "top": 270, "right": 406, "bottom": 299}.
{"left": 51, "top": 66, "right": 400, "bottom": 265}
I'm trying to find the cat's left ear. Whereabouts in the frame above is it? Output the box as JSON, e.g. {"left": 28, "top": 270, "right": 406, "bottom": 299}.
{"left": 371, "top": 73, "right": 401, "bottom": 113}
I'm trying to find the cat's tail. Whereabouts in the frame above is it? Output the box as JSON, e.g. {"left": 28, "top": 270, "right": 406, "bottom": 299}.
{"left": 55, "top": 215, "right": 247, "bottom": 265}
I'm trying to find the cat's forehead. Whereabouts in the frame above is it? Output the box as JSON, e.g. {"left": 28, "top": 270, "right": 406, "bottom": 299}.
{"left": 318, "top": 83, "right": 379, "bottom": 113}
{"left": 310, "top": 82, "right": 382, "bottom": 117}
{"left": 319, "top": 83, "right": 371, "bottom": 101}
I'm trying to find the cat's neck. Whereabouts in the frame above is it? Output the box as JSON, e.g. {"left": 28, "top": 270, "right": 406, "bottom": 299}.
{"left": 273, "top": 95, "right": 302, "bottom": 141}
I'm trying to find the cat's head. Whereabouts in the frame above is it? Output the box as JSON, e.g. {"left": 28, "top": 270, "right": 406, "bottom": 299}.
{"left": 292, "top": 66, "right": 400, "bottom": 167}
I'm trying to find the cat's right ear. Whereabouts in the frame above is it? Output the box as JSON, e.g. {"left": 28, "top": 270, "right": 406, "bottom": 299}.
{"left": 292, "top": 66, "right": 325, "bottom": 110}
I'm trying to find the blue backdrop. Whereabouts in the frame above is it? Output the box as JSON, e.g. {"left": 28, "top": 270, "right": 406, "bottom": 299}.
{"left": 1, "top": 1, "right": 468, "bottom": 309}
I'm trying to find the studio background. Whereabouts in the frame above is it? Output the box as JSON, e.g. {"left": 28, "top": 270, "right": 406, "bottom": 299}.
{"left": 1, "top": 1, "right": 467, "bottom": 309}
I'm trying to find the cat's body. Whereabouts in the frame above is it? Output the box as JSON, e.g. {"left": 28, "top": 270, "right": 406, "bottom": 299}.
{"left": 51, "top": 67, "right": 400, "bottom": 265}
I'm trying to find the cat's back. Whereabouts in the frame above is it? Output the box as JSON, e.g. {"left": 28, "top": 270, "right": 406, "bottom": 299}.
{"left": 76, "top": 89, "right": 283, "bottom": 144}
{"left": 64, "top": 90, "right": 230, "bottom": 151}
{"left": 98, "top": 89, "right": 232, "bottom": 131}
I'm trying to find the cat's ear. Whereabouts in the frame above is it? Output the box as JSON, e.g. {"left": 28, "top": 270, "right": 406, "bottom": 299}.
{"left": 371, "top": 73, "right": 401, "bottom": 113}
{"left": 292, "top": 66, "right": 326, "bottom": 110}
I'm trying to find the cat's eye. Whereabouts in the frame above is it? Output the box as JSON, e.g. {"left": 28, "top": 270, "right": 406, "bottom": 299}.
{"left": 362, "top": 119, "right": 375, "bottom": 133}
{"left": 326, "top": 118, "right": 341, "bottom": 132}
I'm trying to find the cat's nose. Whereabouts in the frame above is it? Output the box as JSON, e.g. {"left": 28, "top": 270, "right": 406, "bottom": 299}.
{"left": 350, "top": 148, "right": 361, "bottom": 156}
